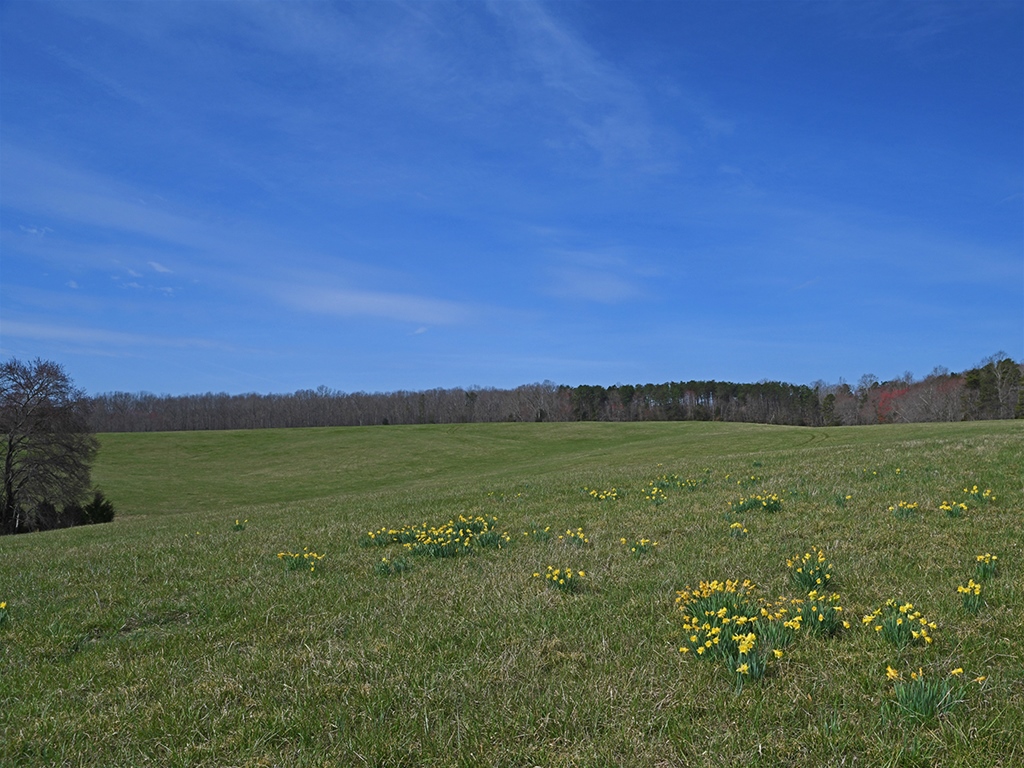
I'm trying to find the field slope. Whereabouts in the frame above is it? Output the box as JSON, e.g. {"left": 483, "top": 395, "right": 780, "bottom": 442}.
{"left": 1, "top": 420, "right": 1022, "bottom": 766}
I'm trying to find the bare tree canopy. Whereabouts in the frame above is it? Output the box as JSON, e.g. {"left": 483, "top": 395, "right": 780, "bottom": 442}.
{"left": 1, "top": 358, "right": 98, "bottom": 534}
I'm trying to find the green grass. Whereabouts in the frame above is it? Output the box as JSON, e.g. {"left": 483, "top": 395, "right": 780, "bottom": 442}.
{"left": 1, "top": 420, "right": 1022, "bottom": 766}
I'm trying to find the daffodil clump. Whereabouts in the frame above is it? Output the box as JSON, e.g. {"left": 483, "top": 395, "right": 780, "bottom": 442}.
{"left": 938, "top": 487, "right": 995, "bottom": 518}
{"left": 755, "top": 597, "right": 803, "bottom": 650}
{"left": 374, "top": 555, "right": 412, "bottom": 576}
{"left": 731, "top": 492, "right": 782, "bottom": 514}
{"left": 736, "top": 474, "right": 762, "bottom": 487}
{"left": 883, "top": 666, "right": 983, "bottom": 722}
{"left": 676, "top": 579, "right": 791, "bottom": 690}
{"left": 786, "top": 545, "right": 833, "bottom": 591}
{"left": 675, "top": 578, "right": 759, "bottom": 620}
{"left": 888, "top": 500, "right": 919, "bottom": 518}
{"left": 362, "top": 515, "right": 511, "bottom": 558}
{"left": 728, "top": 521, "right": 748, "bottom": 539}
{"left": 360, "top": 526, "right": 399, "bottom": 547}
{"left": 233, "top": 518, "right": 248, "bottom": 531}
{"left": 534, "top": 566, "right": 586, "bottom": 593}
{"left": 862, "top": 600, "right": 936, "bottom": 648}
{"left": 278, "top": 547, "right": 325, "bottom": 572}
{"left": 975, "top": 553, "right": 999, "bottom": 581}
{"left": 558, "top": 527, "right": 591, "bottom": 547}
{"left": 413, "top": 516, "right": 511, "bottom": 557}
{"left": 642, "top": 483, "right": 668, "bottom": 505}
{"left": 620, "top": 537, "right": 657, "bottom": 557}
{"left": 957, "top": 579, "right": 983, "bottom": 614}
{"left": 795, "top": 590, "right": 849, "bottom": 637}
{"left": 585, "top": 487, "right": 618, "bottom": 501}
{"left": 676, "top": 579, "right": 761, "bottom": 660}
{"left": 964, "top": 485, "right": 996, "bottom": 505}
{"left": 939, "top": 500, "right": 968, "bottom": 518}
{"left": 0, "top": 601, "right": 8, "bottom": 626}
{"left": 727, "top": 631, "right": 770, "bottom": 693}
{"left": 833, "top": 493, "right": 853, "bottom": 508}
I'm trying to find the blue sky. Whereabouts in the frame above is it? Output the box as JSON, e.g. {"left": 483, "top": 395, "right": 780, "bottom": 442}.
{"left": 2, "top": 1, "right": 1021, "bottom": 396}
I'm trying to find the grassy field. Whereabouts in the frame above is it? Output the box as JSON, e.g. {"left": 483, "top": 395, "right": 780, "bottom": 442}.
{"left": 1, "top": 420, "right": 1022, "bottom": 766}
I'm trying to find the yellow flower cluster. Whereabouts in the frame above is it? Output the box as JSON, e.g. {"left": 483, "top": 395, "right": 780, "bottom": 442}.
{"left": 964, "top": 485, "right": 996, "bottom": 502}
{"left": 797, "top": 590, "right": 850, "bottom": 635}
{"left": 642, "top": 483, "right": 668, "bottom": 504}
{"left": 676, "top": 579, "right": 797, "bottom": 691}
{"left": 886, "top": 664, "right": 985, "bottom": 685}
{"left": 786, "top": 546, "right": 833, "bottom": 590}
{"left": 729, "top": 521, "right": 748, "bottom": 538}
{"left": 957, "top": 579, "right": 982, "bottom": 597}
{"left": 365, "top": 515, "right": 511, "bottom": 557}
{"left": 585, "top": 487, "right": 618, "bottom": 501}
{"left": 862, "top": 600, "right": 936, "bottom": 646}
{"left": 535, "top": 565, "right": 586, "bottom": 592}
{"left": 975, "top": 552, "right": 999, "bottom": 580}
{"left": 676, "top": 581, "right": 787, "bottom": 655}
{"left": 620, "top": 537, "right": 658, "bottom": 555}
{"left": 559, "top": 527, "right": 590, "bottom": 546}
{"left": 675, "top": 578, "right": 756, "bottom": 607}
{"left": 278, "top": 547, "right": 325, "bottom": 572}
{"left": 958, "top": 578, "right": 984, "bottom": 613}
{"left": 888, "top": 500, "right": 919, "bottom": 517}
{"left": 735, "top": 632, "right": 756, "bottom": 655}
{"left": 939, "top": 500, "right": 968, "bottom": 517}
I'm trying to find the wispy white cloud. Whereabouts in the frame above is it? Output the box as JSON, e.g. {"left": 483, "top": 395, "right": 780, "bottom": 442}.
{"left": 2, "top": 145, "right": 220, "bottom": 252}
{"left": 19, "top": 225, "right": 52, "bottom": 236}
{"left": 0, "top": 320, "right": 224, "bottom": 349}
{"left": 544, "top": 266, "right": 643, "bottom": 303}
{"left": 537, "top": 246, "right": 654, "bottom": 304}
{"left": 277, "top": 284, "right": 471, "bottom": 326}
{"left": 148, "top": 261, "right": 172, "bottom": 273}
{"left": 491, "top": 1, "right": 673, "bottom": 172}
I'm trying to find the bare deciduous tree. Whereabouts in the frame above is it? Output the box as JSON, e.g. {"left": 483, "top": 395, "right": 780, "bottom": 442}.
{"left": 1, "top": 358, "right": 98, "bottom": 534}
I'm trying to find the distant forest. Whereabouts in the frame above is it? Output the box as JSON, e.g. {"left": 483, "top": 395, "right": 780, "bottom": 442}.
{"left": 89, "top": 355, "right": 1022, "bottom": 432}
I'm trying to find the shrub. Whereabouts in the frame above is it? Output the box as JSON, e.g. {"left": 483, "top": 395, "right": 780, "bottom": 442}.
{"left": 80, "top": 490, "right": 116, "bottom": 524}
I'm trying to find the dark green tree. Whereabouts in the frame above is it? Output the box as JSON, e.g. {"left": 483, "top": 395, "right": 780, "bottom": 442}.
{"left": 1, "top": 358, "right": 98, "bottom": 534}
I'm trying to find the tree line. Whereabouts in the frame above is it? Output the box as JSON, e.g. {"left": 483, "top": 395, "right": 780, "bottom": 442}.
{"left": 88, "top": 355, "right": 1022, "bottom": 432}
